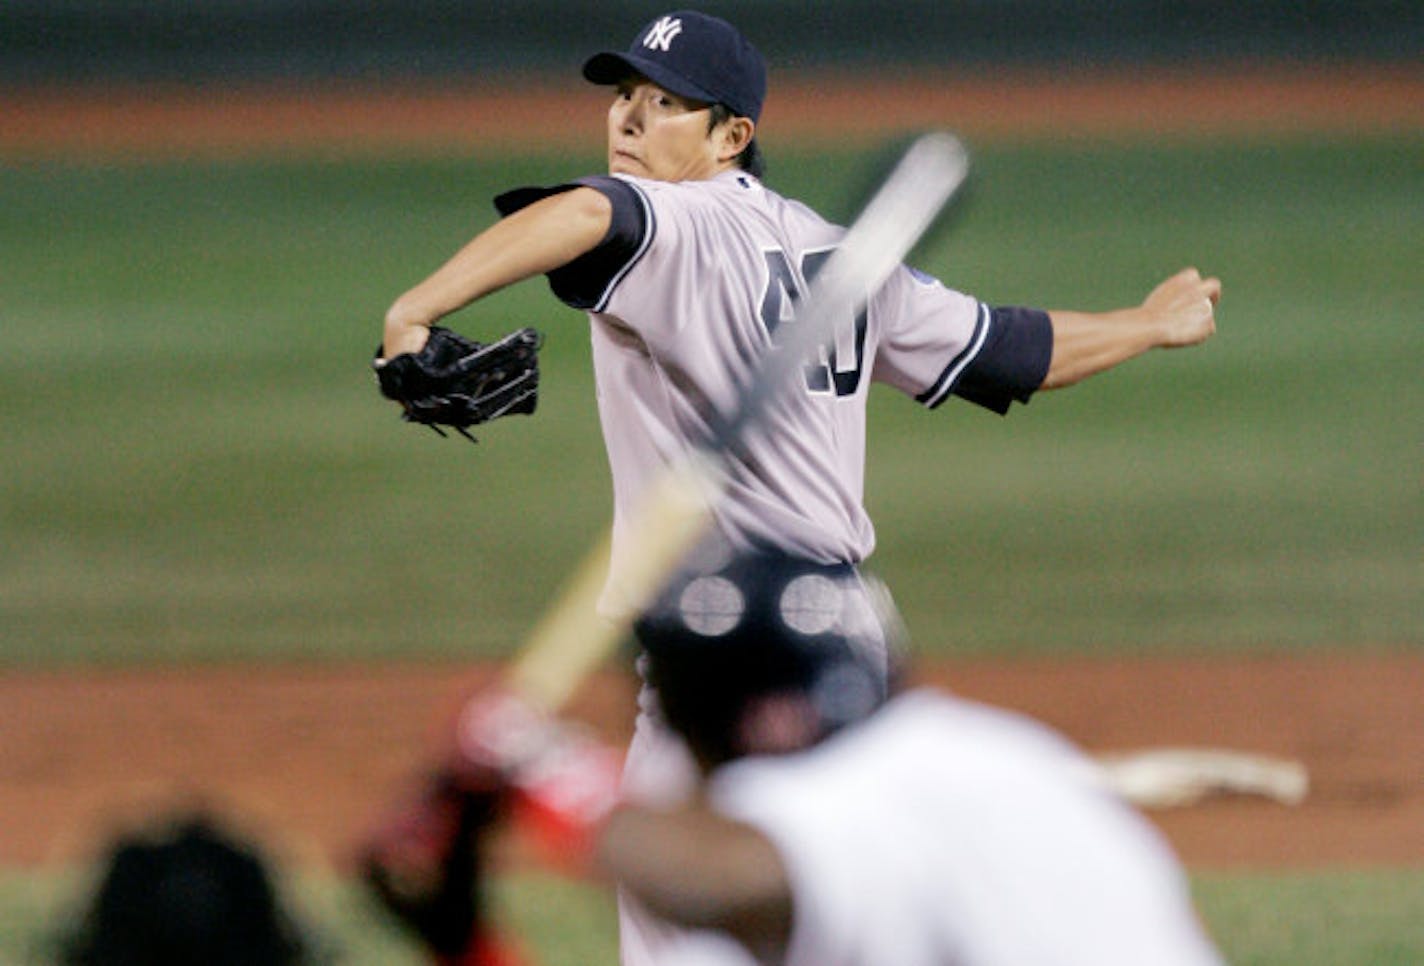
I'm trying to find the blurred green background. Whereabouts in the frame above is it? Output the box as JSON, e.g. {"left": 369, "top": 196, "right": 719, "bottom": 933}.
{"left": 2, "top": 135, "right": 1419, "bottom": 667}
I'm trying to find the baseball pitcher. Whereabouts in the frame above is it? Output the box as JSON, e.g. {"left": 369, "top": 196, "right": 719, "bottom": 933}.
{"left": 373, "top": 10, "right": 1220, "bottom": 962}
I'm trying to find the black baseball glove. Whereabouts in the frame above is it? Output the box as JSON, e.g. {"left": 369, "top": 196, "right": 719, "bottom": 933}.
{"left": 374, "top": 326, "right": 542, "bottom": 442}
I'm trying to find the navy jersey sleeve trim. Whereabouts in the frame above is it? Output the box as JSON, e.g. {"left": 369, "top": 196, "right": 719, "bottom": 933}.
{"left": 917, "top": 304, "right": 1052, "bottom": 414}
{"left": 492, "top": 176, "right": 654, "bottom": 311}
{"left": 493, "top": 183, "right": 574, "bottom": 217}
{"left": 915, "top": 302, "right": 992, "bottom": 408}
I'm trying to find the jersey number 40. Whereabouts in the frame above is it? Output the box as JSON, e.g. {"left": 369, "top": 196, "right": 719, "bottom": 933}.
{"left": 760, "top": 247, "right": 867, "bottom": 398}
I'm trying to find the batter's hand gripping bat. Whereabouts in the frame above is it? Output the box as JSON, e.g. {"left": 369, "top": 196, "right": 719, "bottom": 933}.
{"left": 503, "top": 132, "right": 972, "bottom": 714}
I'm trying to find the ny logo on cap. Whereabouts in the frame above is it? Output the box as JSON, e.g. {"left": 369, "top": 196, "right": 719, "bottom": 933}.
{"left": 643, "top": 15, "right": 683, "bottom": 52}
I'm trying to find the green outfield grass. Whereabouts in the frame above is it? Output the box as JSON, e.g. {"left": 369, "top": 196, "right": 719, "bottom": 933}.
{"left": 5, "top": 866, "right": 1423, "bottom": 965}
{"left": 2, "top": 135, "right": 1419, "bottom": 664}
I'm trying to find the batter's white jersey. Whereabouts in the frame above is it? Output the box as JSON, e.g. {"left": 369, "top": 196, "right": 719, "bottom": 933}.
{"left": 495, "top": 169, "right": 1051, "bottom": 603}
{"left": 669, "top": 689, "right": 1224, "bottom": 966}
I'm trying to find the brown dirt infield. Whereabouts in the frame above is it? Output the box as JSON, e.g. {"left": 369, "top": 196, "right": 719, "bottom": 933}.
{"left": 1, "top": 66, "right": 1420, "bottom": 877}
{"left": 2, "top": 651, "right": 1422, "bottom": 873}
{"left": 4, "top": 64, "right": 1422, "bottom": 160}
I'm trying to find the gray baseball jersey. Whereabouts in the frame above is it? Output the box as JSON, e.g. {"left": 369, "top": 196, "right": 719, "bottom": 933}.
{"left": 495, "top": 170, "right": 1051, "bottom": 598}
{"left": 497, "top": 169, "right": 1053, "bottom": 964}
{"left": 674, "top": 690, "right": 1224, "bottom": 966}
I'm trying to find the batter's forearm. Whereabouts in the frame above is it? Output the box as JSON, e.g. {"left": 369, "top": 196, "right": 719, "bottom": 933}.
{"left": 382, "top": 188, "right": 613, "bottom": 357}
{"left": 596, "top": 804, "right": 792, "bottom": 949}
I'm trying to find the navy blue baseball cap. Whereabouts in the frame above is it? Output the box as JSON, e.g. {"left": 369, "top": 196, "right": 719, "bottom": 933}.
{"left": 583, "top": 10, "right": 767, "bottom": 122}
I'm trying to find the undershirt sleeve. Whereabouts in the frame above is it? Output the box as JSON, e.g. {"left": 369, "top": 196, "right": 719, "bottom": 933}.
{"left": 946, "top": 305, "right": 1053, "bottom": 414}
{"left": 492, "top": 176, "right": 651, "bottom": 310}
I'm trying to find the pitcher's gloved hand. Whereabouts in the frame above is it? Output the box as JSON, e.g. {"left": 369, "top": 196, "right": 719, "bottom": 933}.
{"left": 374, "top": 326, "right": 542, "bottom": 442}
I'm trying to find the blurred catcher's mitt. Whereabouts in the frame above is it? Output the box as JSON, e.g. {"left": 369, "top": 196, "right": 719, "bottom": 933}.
{"left": 374, "top": 326, "right": 542, "bottom": 441}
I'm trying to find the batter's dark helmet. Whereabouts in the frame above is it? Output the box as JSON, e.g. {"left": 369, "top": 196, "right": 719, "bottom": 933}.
{"left": 634, "top": 549, "right": 903, "bottom": 768}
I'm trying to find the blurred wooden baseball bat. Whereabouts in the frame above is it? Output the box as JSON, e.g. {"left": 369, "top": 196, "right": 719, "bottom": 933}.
{"left": 503, "top": 132, "right": 972, "bottom": 714}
